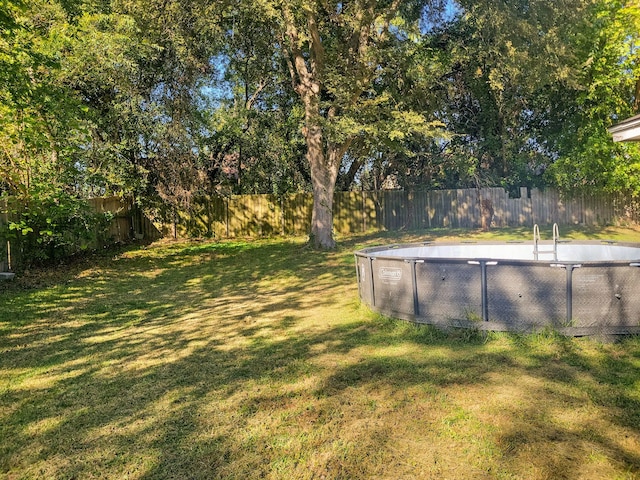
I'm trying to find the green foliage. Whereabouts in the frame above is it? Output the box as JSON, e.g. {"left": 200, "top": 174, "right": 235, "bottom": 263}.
{"left": 407, "top": 0, "right": 640, "bottom": 195}
{"left": 3, "top": 188, "right": 113, "bottom": 268}
{"left": 203, "top": 3, "right": 308, "bottom": 196}
{"left": 0, "top": 0, "right": 219, "bottom": 257}
{"left": 545, "top": 0, "right": 640, "bottom": 195}
{"left": 0, "top": 0, "right": 143, "bottom": 267}
{"left": 3, "top": 0, "right": 640, "bottom": 252}
{"left": 419, "top": 0, "right": 586, "bottom": 189}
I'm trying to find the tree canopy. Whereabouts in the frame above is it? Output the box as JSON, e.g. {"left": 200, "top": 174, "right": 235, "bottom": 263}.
{"left": 1, "top": 0, "right": 639, "bottom": 249}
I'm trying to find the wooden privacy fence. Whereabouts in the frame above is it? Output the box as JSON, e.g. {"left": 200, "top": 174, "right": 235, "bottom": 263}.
{"left": 167, "top": 187, "right": 640, "bottom": 238}
{"left": 2, "top": 188, "right": 639, "bottom": 271}
{"left": 373, "top": 188, "right": 640, "bottom": 230}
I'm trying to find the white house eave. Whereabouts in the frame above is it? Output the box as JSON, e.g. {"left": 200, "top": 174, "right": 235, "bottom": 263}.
{"left": 608, "top": 114, "right": 640, "bottom": 142}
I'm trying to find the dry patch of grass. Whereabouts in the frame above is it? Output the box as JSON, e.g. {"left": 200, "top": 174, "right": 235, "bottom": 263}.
{"left": 1, "top": 229, "right": 640, "bottom": 479}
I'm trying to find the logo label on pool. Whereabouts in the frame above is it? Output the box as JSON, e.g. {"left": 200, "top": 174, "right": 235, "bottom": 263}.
{"left": 379, "top": 267, "right": 402, "bottom": 284}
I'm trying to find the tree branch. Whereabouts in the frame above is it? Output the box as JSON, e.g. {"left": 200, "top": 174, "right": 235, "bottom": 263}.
{"left": 245, "top": 78, "right": 269, "bottom": 111}
{"left": 378, "top": 0, "right": 403, "bottom": 41}
{"left": 281, "top": 4, "right": 319, "bottom": 97}
{"left": 307, "top": 10, "right": 325, "bottom": 79}
{"left": 339, "top": 156, "right": 365, "bottom": 189}
{"left": 280, "top": 37, "right": 300, "bottom": 93}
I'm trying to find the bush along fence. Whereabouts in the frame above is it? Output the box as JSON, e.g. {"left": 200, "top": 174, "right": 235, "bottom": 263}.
{"left": 2, "top": 187, "right": 639, "bottom": 272}
{"left": 161, "top": 187, "right": 640, "bottom": 238}
{"left": 0, "top": 196, "right": 161, "bottom": 273}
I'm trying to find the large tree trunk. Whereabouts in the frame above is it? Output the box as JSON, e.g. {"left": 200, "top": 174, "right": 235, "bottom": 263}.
{"left": 309, "top": 161, "right": 337, "bottom": 248}
{"left": 304, "top": 109, "right": 340, "bottom": 248}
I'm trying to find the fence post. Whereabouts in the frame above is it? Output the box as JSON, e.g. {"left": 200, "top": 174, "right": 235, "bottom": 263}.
{"left": 225, "top": 197, "right": 230, "bottom": 238}
{"left": 280, "top": 194, "right": 287, "bottom": 236}
{"left": 0, "top": 198, "right": 7, "bottom": 271}
{"left": 172, "top": 208, "right": 178, "bottom": 239}
{"left": 362, "top": 189, "right": 366, "bottom": 232}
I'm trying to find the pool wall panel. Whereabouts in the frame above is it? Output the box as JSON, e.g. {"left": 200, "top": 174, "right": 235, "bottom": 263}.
{"left": 572, "top": 266, "right": 640, "bottom": 328}
{"left": 355, "top": 255, "right": 373, "bottom": 307}
{"left": 371, "top": 259, "right": 415, "bottom": 318}
{"left": 487, "top": 265, "right": 567, "bottom": 327}
{"left": 416, "top": 262, "right": 482, "bottom": 323}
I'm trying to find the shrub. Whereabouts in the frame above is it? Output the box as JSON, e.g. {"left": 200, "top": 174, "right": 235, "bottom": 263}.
{"left": 2, "top": 189, "right": 114, "bottom": 269}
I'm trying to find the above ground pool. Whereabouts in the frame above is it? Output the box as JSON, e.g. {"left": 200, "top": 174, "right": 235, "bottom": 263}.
{"left": 355, "top": 230, "right": 640, "bottom": 336}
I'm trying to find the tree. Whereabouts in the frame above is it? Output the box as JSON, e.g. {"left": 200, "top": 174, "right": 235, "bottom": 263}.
{"left": 426, "top": 0, "right": 640, "bottom": 196}
{"left": 0, "top": 0, "right": 159, "bottom": 199}
{"left": 545, "top": 0, "right": 640, "bottom": 195}
{"left": 419, "top": 0, "right": 595, "bottom": 191}
{"left": 254, "top": 0, "right": 443, "bottom": 248}
{"left": 0, "top": 0, "right": 148, "bottom": 264}
{"left": 204, "top": 3, "right": 308, "bottom": 197}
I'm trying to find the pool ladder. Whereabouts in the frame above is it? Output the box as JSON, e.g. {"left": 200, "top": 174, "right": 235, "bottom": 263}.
{"left": 533, "top": 223, "right": 559, "bottom": 261}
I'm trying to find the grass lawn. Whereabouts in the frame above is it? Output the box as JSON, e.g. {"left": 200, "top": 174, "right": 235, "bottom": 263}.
{"left": 1, "top": 226, "right": 640, "bottom": 479}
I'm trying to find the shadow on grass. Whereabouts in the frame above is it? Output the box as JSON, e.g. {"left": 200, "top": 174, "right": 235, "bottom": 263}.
{"left": 1, "top": 235, "right": 640, "bottom": 478}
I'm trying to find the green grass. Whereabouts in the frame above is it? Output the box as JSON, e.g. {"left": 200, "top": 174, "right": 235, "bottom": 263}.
{"left": 1, "top": 227, "right": 640, "bottom": 479}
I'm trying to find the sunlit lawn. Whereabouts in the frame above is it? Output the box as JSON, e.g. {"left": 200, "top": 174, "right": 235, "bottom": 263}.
{"left": 1, "top": 226, "right": 640, "bottom": 479}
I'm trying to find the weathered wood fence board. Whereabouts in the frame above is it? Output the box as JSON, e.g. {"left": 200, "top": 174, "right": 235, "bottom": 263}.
{"left": 87, "top": 197, "right": 133, "bottom": 243}
{"left": 282, "top": 193, "right": 313, "bottom": 234}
